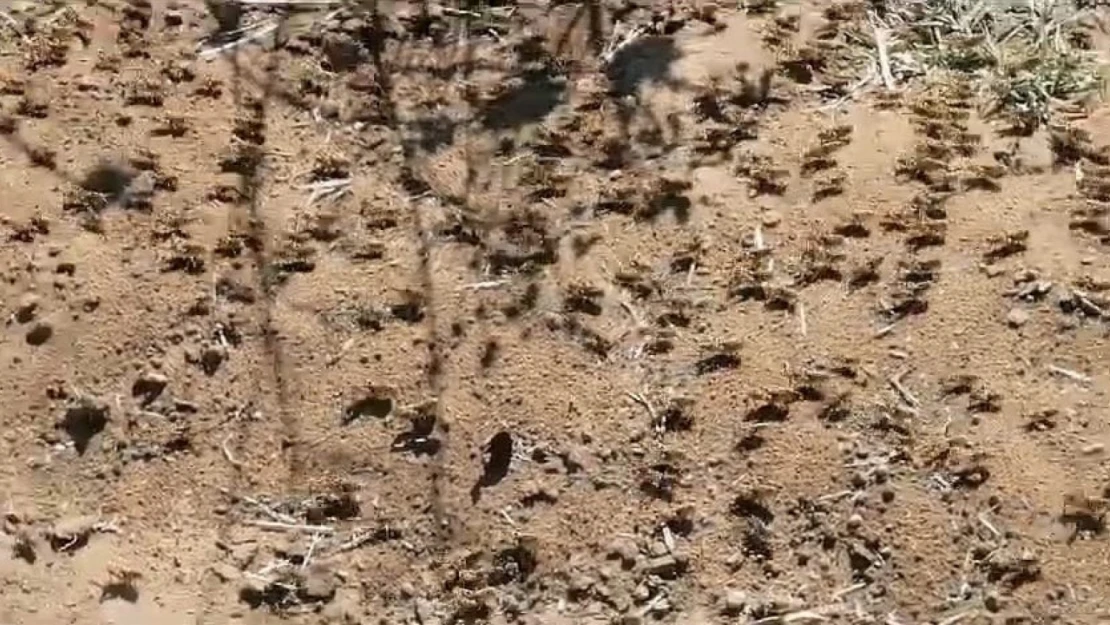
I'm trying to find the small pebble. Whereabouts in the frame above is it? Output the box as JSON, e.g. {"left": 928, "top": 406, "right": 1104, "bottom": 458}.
{"left": 1082, "top": 443, "right": 1105, "bottom": 456}
{"left": 761, "top": 210, "right": 782, "bottom": 228}
{"left": 723, "top": 589, "right": 746, "bottom": 614}
{"left": 607, "top": 536, "right": 639, "bottom": 566}
{"left": 846, "top": 513, "right": 864, "bottom": 532}
{"left": 1005, "top": 308, "right": 1030, "bottom": 328}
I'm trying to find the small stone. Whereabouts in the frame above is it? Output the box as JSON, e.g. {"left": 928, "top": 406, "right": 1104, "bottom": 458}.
{"left": 642, "top": 554, "right": 681, "bottom": 578}
{"left": 722, "top": 589, "right": 746, "bottom": 615}
{"left": 210, "top": 562, "right": 240, "bottom": 582}
{"left": 984, "top": 590, "right": 1002, "bottom": 612}
{"left": 318, "top": 100, "right": 341, "bottom": 119}
{"left": 567, "top": 573, "right": 594, "bottom": 596}
{"left": 298, "top": 564, "right": 337, "bottom": 602}
{"left": 25, "top": 321, "right": 53, "bottom": 345}
{"left": 1082, "top": 443, "right": 1105, "bottom": 455}
{"left": 561, "top": 445, "right": 589, "bottom": 474}
{"left": 1005, "top": 308, "right": 1030, "bottom": 328}
{"left": 761, "top": 210, "right": 782, "bottom": 228}
{"left": 414, "top": 597, "right": 440, "bottom": 625}
{"left": 607, "top": 536, "right": 639, "bottom": 566}
{"left": 846, "top": 513, "right": 863, "bottom": 532}
{"left": 14, "top": 294, "right": 39, "bottom": 323}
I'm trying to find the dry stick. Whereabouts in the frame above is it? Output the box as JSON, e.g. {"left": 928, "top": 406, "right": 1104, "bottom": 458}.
{"left": 199, "top": 21, "right": 280, "bottom": 57}
{"left": 1074, "top": 292, "right": 1106, "bottom": 318}
{"left": 220, "top": 488, "right": 299, "bottom": 524}
{"left": 601, "top": 23, "right": 646, "bottom": 65}
{"left": 873, "top": 322, "right": 897, "bottom": 338}
{"left": 325, "top": 524, "right": 394, "bottom": 556}
{"left": 817, "top": 489, "right": 853, "bottom": 503}
{"left": 870, "top": 18, "right": 896, "bottom": 91}
{"left": 751, "top": 606, "right": 838, "bottom": 624}
{"left": 221, "top": 434, "right": 244, "bottom": 469}
{"left": 244, "top": 519, "right": 336, "bottom": 534}
{"left": 234, "top": 0, "right": 341, "bottom": 5}
{"left": 977, "top": 512, "right": 1001, "bottom": 539}
{"left": 325, "top": 337, "right": 356, "bottom": 367}
{"left": 888, "top": 369, "right": 919, "bottom": 407}
{"left": 0, "top": 12, "right": 26, "bottom": 39}
{"left": 301, "top": 532, "right": 325, "bottom": 570}
{"left": 798, "top": 302, "right": 808, "bottom": 337}
{"left": 1048, "top": 364, "right": 1092, "bottom": 384}
{"left": 937, "top": 610, "right": 978, "bottom": 625}
{"left": 626, "top": 391, "right": 658, "bottom": 424}
{"left": 831, "top": 582, "right": 867, "bottom": 600}
{"left": 459, "top": 280, "right": 510, "bottom": 290}
{"left": 753, "top": 224, "right": 766, "bottom": 251}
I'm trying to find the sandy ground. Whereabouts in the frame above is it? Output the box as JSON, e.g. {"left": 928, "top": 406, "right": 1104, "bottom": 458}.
{"left": 2, "top": 1, "right": 1110, "bottom": 624}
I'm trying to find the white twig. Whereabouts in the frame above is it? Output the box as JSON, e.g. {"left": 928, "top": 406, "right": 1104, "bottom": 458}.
{"left": 0, "top": 12, "right": 26, "bottom": 40}
{"left": 831, "top": 582, "right": 867, "bottom": 600}
{"left": 874, "top": 322, "right": 897, "bottom": 338}
{"left": 977, "top": 512, "right": 1001, "bottom": 539}
{"left": 296, "top": 178, "right": 352, "bottom": 191}
{"left": 326, "top": 337, "right": 356, "bottom": 367}
{"left": 798, "top": 302, "right": 808, "bottom": 337}
{"left": 869, "top": 15, "right": 897, "bottom": 90}
{"left": 300, "top": 178, "right": 352, "bottom": 207}
{"left": 601, "top": 23, "right": 646, "bottom": 65}
{"left": 234, "top": 0, "right": 341, "bottom": 5}
{"left": 1047, "top": 364, "right": 1091, "bottom": 384}
{"left": 752, "top": 608, "right": 835, "bottom": 624}
{"left": 221, "top": 434, "right": 244, "bottom": 468}
{"left": 301, "top": 532, "right": 325, "bottom": 570}
{"left": 938, "top": 609, "right": 978, "bottom": 625}
{"left": 442, "top": 7, "right": 482, "bottom": 18}
{"left": 626, "top": 391, "right": 658, "bottom": 425}
{"left": 888, "top": 370, "right": 919, "bottom": 407}
{"left": 199, "top": 21, "right": 279, "bottom": 57}
{"left": 221, "top": 488, "right": 299, "bottom": 524}
{"left": 459, "top": 280, "right": 510, "bottom": 291}
{"left": 244, "top": 520, "right": 336, "bottom": 534}
{"left": 326, "top": 525, "right": 391, "bottom": 556}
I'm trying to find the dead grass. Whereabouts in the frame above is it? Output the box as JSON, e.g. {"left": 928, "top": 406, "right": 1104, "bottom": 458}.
{"left": 860, "top": 0, "right": 1105, "bottom": 129}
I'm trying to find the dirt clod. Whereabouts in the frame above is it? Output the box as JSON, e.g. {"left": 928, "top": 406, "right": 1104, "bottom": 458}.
{"left": 131, "top": 372, "right": 168, "bottom": 404}
{"left": 58, "top": 396, "right": 109, "bottom": 454}
{"left": 0, "top": 2, "right": 1109, "bottom": 622}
